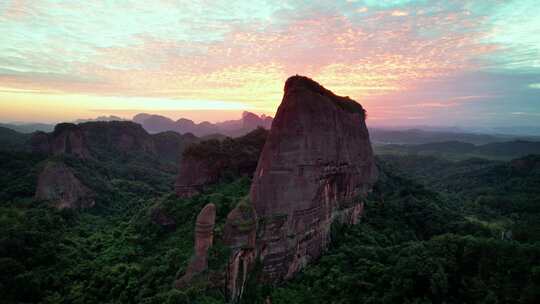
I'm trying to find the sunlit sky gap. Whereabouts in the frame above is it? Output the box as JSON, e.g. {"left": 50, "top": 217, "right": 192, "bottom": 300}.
{"left": 0, "top": 0, "right": 539, "bottom": 126}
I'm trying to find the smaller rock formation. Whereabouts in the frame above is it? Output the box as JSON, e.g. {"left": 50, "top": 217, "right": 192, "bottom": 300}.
{"left": 30, "top": 121, "right": 158, "bottom": 159}
{"left": 223, "top": 198, "right": 258, "bottom": 302}
{"left": 150, "top": 206, "right": 177, "bottom": 231}
{"left": 35, "top": 162, "right": 95, "bottom": 209}
{"left": 176, "top": 203, "right": 216, "bottom": 287}
{"left": 152, "top": 131, "right": 200, "bottom": 164}
{"left": 31, "top": 123, "right": 91, "bottom": 159}
{"left": 175, "top": 144, "right": 225, "bottom": 197}
{"left": 175, "top": 128, "right": 268, "bottom": 198}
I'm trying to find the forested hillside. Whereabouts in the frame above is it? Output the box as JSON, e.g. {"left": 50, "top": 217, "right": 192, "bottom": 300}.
{"left": 0, "top": 125, "right": 539, "bottom": 303}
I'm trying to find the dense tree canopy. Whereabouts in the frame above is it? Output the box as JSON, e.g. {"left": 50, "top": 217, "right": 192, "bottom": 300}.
{"left": 0, "top": 144, "right": 539, "bottom": 303}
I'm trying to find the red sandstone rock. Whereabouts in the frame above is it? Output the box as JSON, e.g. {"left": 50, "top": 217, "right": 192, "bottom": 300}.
{"left": 175, "top": 128, "right": 268, "bottom": 198}
{"left": 175, "top": 153, "right": 224, "bottom": 198}
{"left": 223, "top": 198, "right": 257, "bottom": 301}
{"left": 35, "top": 162, "right": 95, "bottom": 209}
{"left": 248, "top": 75, "right": 378, "bottom": 282}
{"left": 30, "top": 121, "right": 157, "bottom": 159}
{"left": 176, "top": 203, "right": 216, "bottom": 287}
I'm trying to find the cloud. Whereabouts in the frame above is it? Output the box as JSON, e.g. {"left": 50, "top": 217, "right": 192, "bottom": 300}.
{"left": 390, "top": 10, "right": 408, "bottom": 16}
{"left": 0, "top": 0, "right": 539, "bottom": 126}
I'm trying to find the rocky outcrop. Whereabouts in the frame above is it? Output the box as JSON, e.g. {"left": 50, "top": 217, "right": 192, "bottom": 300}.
{"left": 152, "top": 131, "right": 200, "bottom": 164}
{"left": 31, "top": 123, "right": 91, "bottom": 159}
{"left": 176, "top": 203, "right": 216, "bottom": 287}
{"left": 223, "top": 198, "right": 257, "bottom": 302}
{"left": 35, "top": 162, "right": 95, "bottom": 209}
{"left": 30, "top": 121, "right": 166, "bottom": 159}
{"left": 79, "top": 121, "right": 156, "bottom": 154}
{"left": 224, "top": 75, "right": 378, "bottom": 292}
{"left": 175, "top": 128, "right": 268, "bottom": 198}
{"left": 175, "top": 150, "right": 224, "bottom": 198}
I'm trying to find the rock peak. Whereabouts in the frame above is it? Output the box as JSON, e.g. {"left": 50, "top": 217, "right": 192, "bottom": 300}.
{"left": 196, "top": 203, "right": 216, "bottom": 226}
{"left": 284, "top": 75, "right": 330, "bottom": 94}
{"left": 176, "top": 203, "right": 216, "bottom": 287}
{"left": 283, "top": 75, "right": 366, "bottom": 117}
{"left": 221, "top": 76, "right": 378, "bottom": 298}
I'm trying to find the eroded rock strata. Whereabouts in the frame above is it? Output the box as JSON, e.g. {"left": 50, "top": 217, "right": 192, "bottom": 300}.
{"left": 175, "top": 128, "right": 268, "bottom": 198}
{"left": 30, "top": 121, "right": 158, "bottom": 158}
{"left": 223, "top": 198, "right": 257, "bottom": 301}
{"left": 176, "top": 203, "right": 216, "bottom": 287}
{"left": 224, "top": 75, "right": 378, "bottom": 293}
{"left": 35, "top": 161, "right": 95, "bottom": 209}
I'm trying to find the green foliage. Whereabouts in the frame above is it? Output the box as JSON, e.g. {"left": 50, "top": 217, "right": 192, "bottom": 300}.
{"left": 0, "top": 151, "right": 45, "bottom": 202}
{"left": 1, "top": 136, "right": 540, "bottom": 303}
{"left": 0, "top": 126, "right": 31, "bottom": 152}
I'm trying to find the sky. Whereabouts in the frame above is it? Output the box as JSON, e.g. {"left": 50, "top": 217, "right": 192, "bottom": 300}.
{"left": 0, "top": 0, "right": 539, "bottom": 128}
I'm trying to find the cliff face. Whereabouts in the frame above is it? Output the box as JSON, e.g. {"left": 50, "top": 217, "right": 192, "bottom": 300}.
{"left": 35, "top": 162, "right": 95, "bottom": 209}
{"left": 175, "top": 151, "right": 224, "bottom": 198}
{"left": 232, "top": 75, "right": 378, "bottom": 284}
{"left": 175, "top": 128, "right": 268, "bottom": 198}
{"left": 31, "top": 123, "right": 91, "bottom": 159}
{"left": 173, "top": 76, "right": 377, "bottom": 300}
{"left": 223, "top": 198, "right": 257, "bottom": 301}
{"left": 31, "top": 121, "right": 161, "bottom": 159}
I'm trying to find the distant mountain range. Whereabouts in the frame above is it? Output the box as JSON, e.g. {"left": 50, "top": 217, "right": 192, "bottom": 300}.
{"left": 369, "top": 128, "right": 540, "bottom": 145}
{"left": 133, "top": 111, "right": 272, "bottom": 137}
{"left": 0, "top": 112, "right": 272, "bottom": 137}
{"left": 0, "top": 123, "right": 55, "bottom": 133}
{"left": 376, "top": 140, "right": 540, "bottom": 160}
{"left": 2, "top": 113, "right": 540, "bottom": 146}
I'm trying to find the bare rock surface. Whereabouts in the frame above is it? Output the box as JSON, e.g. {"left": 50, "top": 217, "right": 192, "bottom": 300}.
{"left": 35, "top": 161, "right": 95, "bottom": 209}
{"left": 30, "top": 121, "right": 157, "bottom": 158}
{"left": 242, "top": 75, "right": 378, "bottom": 283}
{"left": 176, "top": 203, "right": 216, "bottom": 287}
{"left": 223, "top": 198, "right": 257, "bottom": 301}
{"left": 175, "top": 128, "right": 268, "bottom": 198}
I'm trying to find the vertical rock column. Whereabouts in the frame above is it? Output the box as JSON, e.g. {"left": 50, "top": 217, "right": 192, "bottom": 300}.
{"left": 249, "top": 75, "right": 378, "bottom": 282}
{"left": 175, "top": 203, "right": 216, "bottom": 287}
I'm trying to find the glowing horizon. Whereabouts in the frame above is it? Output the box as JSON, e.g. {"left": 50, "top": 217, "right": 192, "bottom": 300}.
{"left": 1, "top": 0, "right": 539, "bottom": 127}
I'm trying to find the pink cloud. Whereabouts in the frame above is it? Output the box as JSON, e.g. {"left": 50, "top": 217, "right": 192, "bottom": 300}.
{"left": 1, "top": 2, "right": 503, "bottom": 117}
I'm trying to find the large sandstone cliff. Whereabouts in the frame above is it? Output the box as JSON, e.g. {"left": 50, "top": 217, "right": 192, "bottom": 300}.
{"left": 175, "top": 76, "right": 377, "bottom": 301}
{"left": 31, "top": 121, "right": 157, "bottom": 158}
{"left": 30, "top": 121, "right": 202, "bottom": 164}
{"left": 31, "top": 123, "right": 91, "bottom": 159}
{"left": 249, "top": 75, "right": 378, "bottom": 281}
{"left": 224, "top": 75, "right": 378, "bottom": 298}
